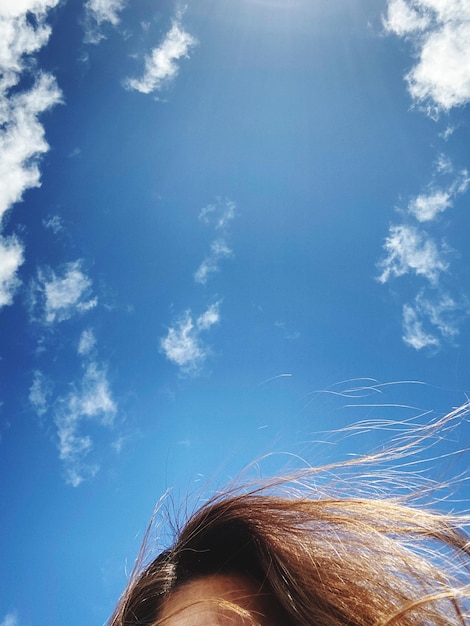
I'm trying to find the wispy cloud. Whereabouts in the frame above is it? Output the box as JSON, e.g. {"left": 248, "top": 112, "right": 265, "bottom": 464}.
{"left": 198, "top": 199, "right": 236, "bottom": 230}
{"left": 275, "top": 321, "right": 300, "bottom": 340}
{"left": 0, "top": 0, "right": 62, "bottom": 309}
{"left": 402, "top": 291, "right": 464, "bottom": 349}
{"left": 42, "top": 214, "right": 64, "bottom": 235}
{"left": 78, "top": 328, "right": 96, "bottom": 356}
{"left": 402, "top": 303, "right": 440, "bottom": 350}
{"left": 55, "top": 361, "right": 116, "bottom": 486}
{"left": 31, "top": 260, "right": 97, "bottom": 323}
{"left": 29, "top": 328, "right": 118, "bottom": 486}
{"left": 378, "top": 150, "right": 469, "bottom": 349}
{"left": 83, "top": 0, "right": 127, "bottom": 44}
{"left": 378, "top": 224, "right": 448, "bottom": 285}
{"left": 408, "top": 165, "right": 469, "bottom": 222}
{"left": 194, "top": 199, "right": 236, "bottom": 285}
{"left": 0, "top": 612, "right": 18, "bottom": 626}
{"left": 124, "top": 16, "right": 197, "bottom": 94}
{"left": 383, "top": 0, "right": 430, "bottom": 36}
{"left": 384, "top": 0, "right": 470, "bottom": 115}
{"left": 0, "top": 73, "right": 62, "bottom": 222}
{"left": 0, "top": 235, "right": 23, "bottom": 307}
{"left": 408, "top": 190, "right": 452, "bottom": 222}
{"left": 160, "top": 302, "right": 220, "bottom": 374}
{"left": 29, "top": 370, "right": 51, "bottom": 417}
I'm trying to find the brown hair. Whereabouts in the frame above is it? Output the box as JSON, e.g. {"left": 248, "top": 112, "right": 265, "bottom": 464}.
{"left": 109, "top": 406, "right": 470, "bottom": 625}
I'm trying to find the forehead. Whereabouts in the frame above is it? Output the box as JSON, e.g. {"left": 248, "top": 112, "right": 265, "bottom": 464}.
{"left": 156, "top": 574, "right": 280, "bottom": 626}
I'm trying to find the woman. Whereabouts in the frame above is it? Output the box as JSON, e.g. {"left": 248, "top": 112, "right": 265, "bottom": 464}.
{"left": 109, "top": 406, "right": 470, "bottom": 625}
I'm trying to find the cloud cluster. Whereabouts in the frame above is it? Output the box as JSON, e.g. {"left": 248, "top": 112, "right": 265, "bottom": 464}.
{"left": 125, "top": 17, "right": 197, "bottom": 94}
{"left": 30, "top": 329, "right": 117, "bottom": 486}
{"left": 195, "top": 199, "right": 236, "bottom": 284}
{"left": 24, "top": 249, "right": 117, "bottom": 485}
{"left": 83, "top": 0, "right": 127, "bottom": 44}
{"left": 378, "top": 156, "right": 468, "bottom": 349}
{"left": 384, "top": 0, "right": 470, "bottom": 114}
{"left": 160, "top": 302, "right": 220, "bottom": 374}
{"left": 0, "top": 0, "right": 62, "bottom": 308}
{"left": 27, "top": 259, "right": 118, "bottom": 485}
{"left": 161, "top": 199, "right": 237, "bottom": 375}
{"left": 31, "top": 260, "right": 97, "bottom": 323}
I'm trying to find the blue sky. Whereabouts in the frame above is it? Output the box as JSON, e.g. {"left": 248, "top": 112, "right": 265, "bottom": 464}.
{"left": 1, "top": 0, "right": 470, "bottom": 625}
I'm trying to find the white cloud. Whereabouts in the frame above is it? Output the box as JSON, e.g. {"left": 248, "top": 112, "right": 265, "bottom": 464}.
{"left": 439, "top": 124, "right": 456, "bottom": 140}
{"left": 0, "top": 612, "right": 18, "bottom": 626}
{"left": 402, "top": 303, "right": 440, "bottom": 349}
{"left": 195, "top": 199, "right": 236, "bottom": 284}
{"left": 124, "top": 18, "right": 197, "bottom": 94}
{"left": 435, "top": 153, "right": 453, "bottom": 174}
{"left": 402, "top": 291, "right": 463, "bottom": 349}
{"left": 0, "top": 1, "right": 57, "bottom": 80}
{"left": 33, "top": 260, "right": 97, "bottom": 323}
{"left": 84, "top": 0, "right": 125, "bottom": 27}
{"left": 160, "top": 302, "right": 220, "bottom": 374}
{"left": 407, "top": 162, "right": 469, "bottom": 221}
{"left": 194, "top": 238, "right": 232, "bottom": 284}
{"left": 408, "top": 189, "right": 452, "bottom": 221}
{"left": 198, "top": 199, "right": 236, "bottom": 230}
{"left": 29, "top": 370, "right": 51, "bottom": 417}
{"left": 0, "top": 72, "right": 62, "bottom": 221}
{"left": 78, "top": 328, "right": 96, "bottom": 355}
{"left": 0, "top": 235, "right": 23, "bottom": 307}
{"left": 416, "top": 292, "right": 462, "bottom": 337}
{"left": 29, "top": 326, "right": 118, "bottom": 486}
{"left": 196, "top": 302, "right": 221, "bottom": 330}
{"left": 384, "top": 0, "right": 470, "bottom": 114}
{"left": 384, "top": 0, "right": 431, "bottom": 35}
{"left": 55, "top": 362, "right": 116, "bottom": 486}
{"left": 378, "top": 224, "right": 448, "bottom": 284}
{"left": 43, "top": 214, "right": 64, "bottom": 234}
{"left": 0, "top": 1, "right": 61, "bottom": 309}
{"left": 83, "top": 0, "right": 127, "bottom": 44}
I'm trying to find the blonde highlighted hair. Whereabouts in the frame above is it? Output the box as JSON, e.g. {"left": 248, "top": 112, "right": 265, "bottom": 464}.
{"left": 110, "top": 404, "right": 470, "bottom": 625}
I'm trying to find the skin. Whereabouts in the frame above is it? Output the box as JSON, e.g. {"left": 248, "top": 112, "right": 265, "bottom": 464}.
{"left": 156, "top": 573, "right": 284, "bottom": 626}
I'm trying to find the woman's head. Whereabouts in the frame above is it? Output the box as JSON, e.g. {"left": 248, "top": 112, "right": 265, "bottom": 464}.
{"left": 156, "top": 573, "right": 283, "bottom": 625}
{"left": 110, "top": 487, "right": 470, "bottom": 625}
{"left": 110, "top": 405, "right": 470, "bottom": 625}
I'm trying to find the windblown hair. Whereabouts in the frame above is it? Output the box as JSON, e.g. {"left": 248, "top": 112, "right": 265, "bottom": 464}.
{"left": 110, "top": 406, "right": 470, "bottom": 625}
